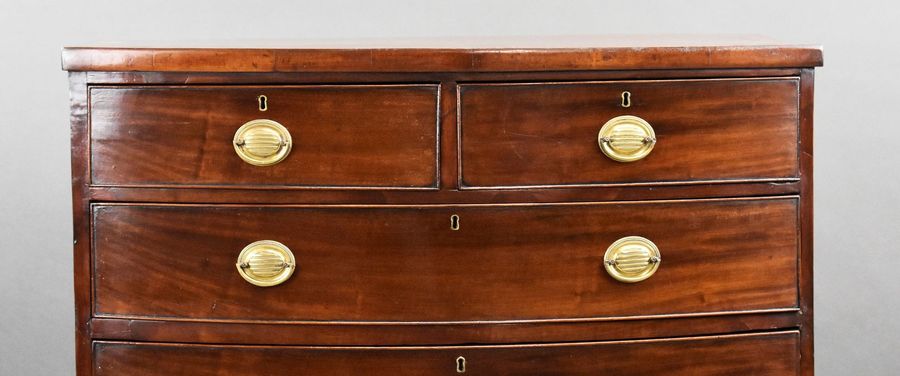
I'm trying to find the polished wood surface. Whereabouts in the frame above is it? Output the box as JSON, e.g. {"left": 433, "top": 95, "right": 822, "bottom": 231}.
{"left": 460, "top": 78, "right": 799, "bottom": 188}
{"left": 68, "top": 71, "right": 93, "bottom": 376}
{"left": 86, "top": 181, "right": 801, "bottom": 205}
{"left": 61, "top": 35, "right": 822, "bottom": 72}
{"left": 89, "top": 85, "right": 438, "bottom": 188}
{"left": 81, "top": 68, "right": 805, "bottom": 85}
{"left": 88, "top": 311, "right": 800, "bottom": 346}
{"left": 92, "top": 198, "right": 797, "bottom": 322}
{"left": 93, "top": 332, "right": 800, "bottom": 376}
{"left": 798, "top": 68, "right": 816, "bottom": 376}
{"left": 66, "top": 39, "right": 819, "bottom": 375}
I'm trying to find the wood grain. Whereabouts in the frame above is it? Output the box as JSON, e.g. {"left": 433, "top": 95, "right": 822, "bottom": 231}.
{"left": 799, "top": 68, "right": 816, "bottom": 376}
{"left": 61, "top": 36, "right": 822, "bottom": 72}
{"left": 89, "top": 311, "right": 801, "bottom": 346}
{"left": 89, "top": 85, "right": 439, "bottom": 188}
{"left": 66, "top": 41, "right": 820, "bottom": 375}
{"left": 68, "top": 71, "right": 93, "bottom": 376}
{"left": 86, "top": 176, "right": 801, "bottom": 205}
{"left": 459, "top": 78, "right": 800, "bottom": 188}
{"left": 93, "top": 331, "right": 800, "bottom": 376}
{"left": 92, "top": 198, "right": 798, "bottom": 322}
{"left": 82, "top": 69, "right": 804, "bottom": 86}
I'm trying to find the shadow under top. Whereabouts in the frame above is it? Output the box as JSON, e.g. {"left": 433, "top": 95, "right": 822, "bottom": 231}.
{"left": 61, "top": 35, "right": 823, "bottom": 73}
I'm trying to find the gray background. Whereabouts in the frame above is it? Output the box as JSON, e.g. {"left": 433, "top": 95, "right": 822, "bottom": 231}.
{"left": 1, "top": 0, "right": 897, "bottom": 374}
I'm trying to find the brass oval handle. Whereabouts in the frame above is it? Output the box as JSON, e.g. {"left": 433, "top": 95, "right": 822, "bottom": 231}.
{"left": 233, "top": 119, "right": 292, "bottom": 166}
{"left": 597, "top": 115, "right": 656, "bottom": 162}
{"left": 236, "top": 240, "right": 296, "bottom": 287}
{"left": 603, "top": 236, "right": 661, "bottom": 283}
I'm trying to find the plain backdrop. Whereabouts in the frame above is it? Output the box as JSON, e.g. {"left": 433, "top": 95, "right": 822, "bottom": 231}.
{"left": 1, "top": 0, "right": 898, "bottom": 374}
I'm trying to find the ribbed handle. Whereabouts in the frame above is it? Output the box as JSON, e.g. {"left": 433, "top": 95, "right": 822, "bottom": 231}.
{"left": 233, "top": 119, "right": 292, "bottom": 166}
{"left": 603, "top": 236, "right": 661, "bottom": 283}
{"left": 236, "top": 240, "right": 296, "bottom": 287}
{"left": 597, "top": 115, "right": 656, "bottom": 162}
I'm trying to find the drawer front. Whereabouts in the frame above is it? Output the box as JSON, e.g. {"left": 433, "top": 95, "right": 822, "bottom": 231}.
{"left": 459, "top": 78, "right": 799, "bottom": 188}
{"left": 94, "top": 332, "right": 799, "bottom": 376}
{"left": 89, "top": 85, "right": 439, "bottom": 188}
{"left": 92, "top": 198, "right": 798, "bottom": 322}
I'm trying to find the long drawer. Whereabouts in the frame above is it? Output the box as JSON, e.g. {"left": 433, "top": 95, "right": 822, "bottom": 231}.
{"left": 94, "top": 331, "right": 799, "bottom": 376}
{"left": 88, "top": 85, "right": 439, "bottom": 188}
{"left": 459, "top": 78, "right": 799, "bottom": 188}
{"left": 91, "top": 197, "right": 798, "bottom": 322}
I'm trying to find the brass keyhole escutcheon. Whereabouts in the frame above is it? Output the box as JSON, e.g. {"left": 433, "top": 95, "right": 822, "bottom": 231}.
{"left": 257, "top": 95, "right": 268, "bottom": 111}
{"left": 450, "top": 214, "right": 460, "bottom": 231}
{"left": 236, "top": 240, "right": 296, "bottom": 287}
{"left": 597, "top": 115, "right": 656, "bottom": 162}
{"left": 603, "top": 236, "right": 661, "bottom": 283}
{"left": 233, "top": 119, "right": 292, "bottom": 166}
{"left": 456, "top": 356, "right": 466, "bottom": 373}
{"left": 621, "top": 91, "right": 632, "bottom": 108}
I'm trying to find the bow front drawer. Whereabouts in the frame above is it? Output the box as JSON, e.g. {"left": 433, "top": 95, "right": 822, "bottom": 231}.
{"left": 91, "top": 197, "right": 798, "bottom": 322}
{"left": 94, "top": 332, "right": 799, "bottom": 376}
{"left": 458, "top": 78, "right": 799, "bottom": 188}
{"left": 88, "top": 85, "right": 439, "bottom": 188}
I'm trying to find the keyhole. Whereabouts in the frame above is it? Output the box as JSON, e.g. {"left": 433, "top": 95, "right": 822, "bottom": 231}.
{"left": 258, "top": 95, "right": 268, "bottom": 112}
{"left": 621, "top": 91, "right": 631, "bottom": 108}
{"left": 456, "top": 356, "right": 466, "bottom": 373}
{"left": 450, "top": 214, "right": 460, "bottom": 231}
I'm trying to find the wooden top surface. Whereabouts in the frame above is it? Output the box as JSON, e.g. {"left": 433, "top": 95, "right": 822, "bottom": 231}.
{"left": 62, "top": 35, "right": 823, "bottom": 72}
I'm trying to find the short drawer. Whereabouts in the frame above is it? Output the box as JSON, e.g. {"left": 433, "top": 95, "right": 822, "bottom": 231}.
{"left": 92, "top": 197, "right": 798, "bottom": 322}
{"left": 89, "top": 85, "right": 439, "bottom": 188}
{"left": 94, "top": 331, "right": 799, "bottom": 376}
{"left": 458, "top": 78, "right": 799, "bottom": 188}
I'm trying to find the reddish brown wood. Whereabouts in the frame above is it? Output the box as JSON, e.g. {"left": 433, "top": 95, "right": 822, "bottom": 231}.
{"left": 92, "top": 198, "right": 798, "bottom": 322}
{"left": 89, "top": 85, "right": 439, "bottom": 188}
{"left": 83, "top": 68, "right": 804, "bottom": 85}
{"left": 459, "top": 78, "right": 800, "bottom": 188}
{"left": 69, "top": 72, "right": 93, "bottom": 376}
{"left": 93, "top": 331, "right": 800, "bottom": 376}
{"left": 89, "top": 311, "right": 800, "bottom": 346}
{"left": 798, "top": 69, "right": 815, "bottom": 376}
{"left": 86, "top": 181, "right": 801, "bottom": 205}
{"left": 66, "top": 40, "right": 819, "bottom": 376}
{"left": 61, "top": 36, "right": 822, "bottom": 72}
{"left": 438, "top": 81, "right": 458, "bottom": 189}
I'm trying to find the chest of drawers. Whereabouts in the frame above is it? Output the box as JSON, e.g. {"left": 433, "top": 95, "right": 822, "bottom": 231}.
{"left": 64, "top": 36, "right": 822, "bottom": 375}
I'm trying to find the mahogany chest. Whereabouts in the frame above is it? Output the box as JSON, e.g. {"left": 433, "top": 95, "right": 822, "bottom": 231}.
{"left": 63, "top": 36, "right": 822, "bottom": 375}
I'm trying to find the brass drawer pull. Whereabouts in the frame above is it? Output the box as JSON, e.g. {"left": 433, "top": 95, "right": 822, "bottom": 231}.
{"left": 603, "top": 236, "right": 661, "bottom": 283}
{"left": 597, "top": 115, "right": 656, "bottom": 162}
{"left": 233, "top": 119, "right": 292, "bottom": 166}
{"left": 236, "top": 240, "right": 296, "bottom": 287}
